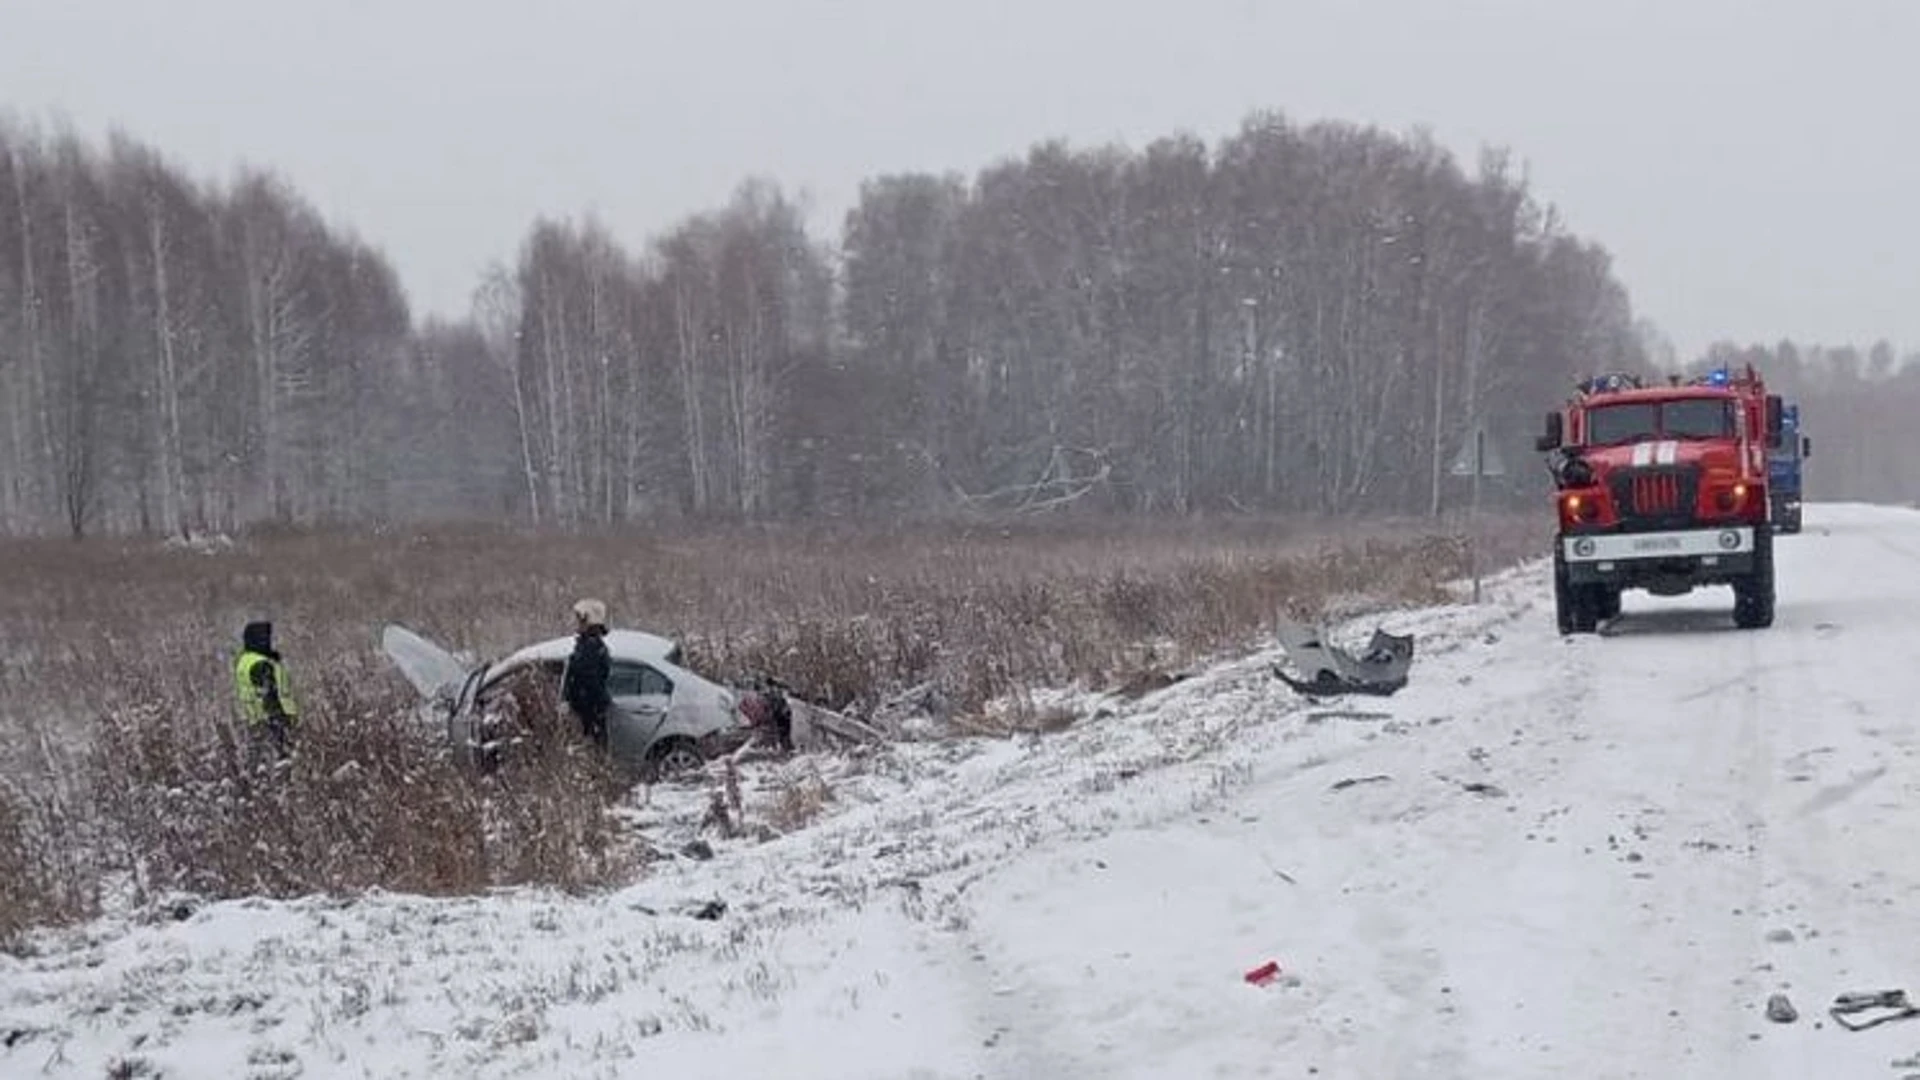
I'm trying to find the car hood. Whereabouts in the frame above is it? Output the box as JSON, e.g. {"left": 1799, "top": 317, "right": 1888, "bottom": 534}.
{"left": 380, "top": 624, "right": 472, "bottom": 702}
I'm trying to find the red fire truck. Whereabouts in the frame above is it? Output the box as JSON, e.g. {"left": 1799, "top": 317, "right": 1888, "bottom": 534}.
{"left": 1534, "top": 365, "right": 1785, "bottom": 634}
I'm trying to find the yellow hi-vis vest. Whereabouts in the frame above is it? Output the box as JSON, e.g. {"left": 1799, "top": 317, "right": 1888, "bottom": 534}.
{"left": 234, "top": 650, "right": 300, "bottom": 724}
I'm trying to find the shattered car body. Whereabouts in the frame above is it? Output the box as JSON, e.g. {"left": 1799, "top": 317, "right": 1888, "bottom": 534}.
{"left": 1270, "top": 616, "right": 1414, "bottom": 697}
{"left": 381, "top": 624, "right": 751, "bottom": 777}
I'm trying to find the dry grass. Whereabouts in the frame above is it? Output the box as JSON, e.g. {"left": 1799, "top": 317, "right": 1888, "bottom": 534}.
{"left": 762, "top": 764, "right": 837, "bottom": 834}
{"left": 0, "top": 778, "right": 96, "bottom": 945}
{"left": 80, "top": 674, "right": 634, "bottom": 905}
{"left": 0, "top": 510, "right": 1545, "bottom": 943}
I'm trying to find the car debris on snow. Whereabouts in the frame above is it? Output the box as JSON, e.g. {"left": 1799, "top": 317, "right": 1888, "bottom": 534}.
{"left": 1434, "top": 772, "right": 1507, "bottom": 797}
{"left": 1271, "top": 615, "right": 1414, "bottom": 697}
{"left": 1831, "top": 989, "right": 1920, "bottom": 1031}
{"left": 1243, "top": 960, "right": 1283, "bottom": 986}
{"left": 1329, "top": 774, "right": 1392, "bottom": 791}
{"left": 1766, "top": 993, "right": 1798, "bottom": 1023}
{"left": 1306, "top": 709, "right": 1394, "bottom": 723}
{"left": 623, "top": 898, "right": 729, "bottom": 921}
{"left": 867, "top": 681, "right": 955, "bottom": 737}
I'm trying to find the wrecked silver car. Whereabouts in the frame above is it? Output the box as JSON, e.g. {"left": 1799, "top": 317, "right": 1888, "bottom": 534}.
{"left": 381, "top": 624, "right": 752, "bottom": 777}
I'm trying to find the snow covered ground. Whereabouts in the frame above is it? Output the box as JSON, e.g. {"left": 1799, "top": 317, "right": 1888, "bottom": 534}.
{"left": 8, "top": 501, "right": 1920, "bottom": 1079}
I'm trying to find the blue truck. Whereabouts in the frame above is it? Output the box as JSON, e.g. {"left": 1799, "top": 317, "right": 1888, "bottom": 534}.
{"left": 1768, "top": 403, "right": 1810, "bottom": 533}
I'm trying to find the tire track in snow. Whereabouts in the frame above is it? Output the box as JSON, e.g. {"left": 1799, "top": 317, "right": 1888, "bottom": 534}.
{"left": 1552, "top": 507, "right": 1920, "bottom": 1078}
{"left": 1360, "top": 583, "right": 1787, "bottom": 1077}
{"left": 1722, "top": 516, "right": 1920, "bottom": 1078}
{"left": 1734, "top": 597, "right": 1845, "bottom": 1080}
{"left": 1654, "top": 610, "right": 1772, "bottom": 1071}
{"left": 876, "top": 581, "right": 1548, "bottom": 1079}
{"left": 823, "top": 512, "right": 1920, "bottom": 1079}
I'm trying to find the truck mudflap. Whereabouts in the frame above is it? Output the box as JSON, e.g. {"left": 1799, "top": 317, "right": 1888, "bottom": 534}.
{"left": 1773, "top": 497, "right": 1804, "bottom": 534}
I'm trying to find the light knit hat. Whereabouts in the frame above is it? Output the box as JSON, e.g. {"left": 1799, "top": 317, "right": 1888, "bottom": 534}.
{"left": 572, "top": 598, "right": 608, "bottom": 627}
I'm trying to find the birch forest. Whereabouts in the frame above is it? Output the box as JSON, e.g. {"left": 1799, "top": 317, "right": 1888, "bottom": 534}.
{"left": 1, "top": 111, "right": 1908, "bottom": 538}
{"left": 1693, "top": 340, "right": 1920, "bottom": 507}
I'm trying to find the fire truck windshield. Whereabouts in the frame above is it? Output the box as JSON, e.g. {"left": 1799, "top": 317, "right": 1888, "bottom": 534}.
{"left": 1586, "top": 398, "right": 1734, "bottom": 445}
{"left": 1663, "top": 399, "right": 1736, "bottom": 439}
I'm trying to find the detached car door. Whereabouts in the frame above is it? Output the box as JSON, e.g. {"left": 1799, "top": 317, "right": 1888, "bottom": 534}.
{"left": 604, "top": 661, "right": 675, "bottom": 763}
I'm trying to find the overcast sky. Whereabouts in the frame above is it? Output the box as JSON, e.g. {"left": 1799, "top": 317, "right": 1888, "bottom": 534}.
{"left": 2, "top": 0, "right": 1914, "bottom": 360}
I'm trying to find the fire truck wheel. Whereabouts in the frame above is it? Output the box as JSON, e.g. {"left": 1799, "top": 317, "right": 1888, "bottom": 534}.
{"left": 1595, "top": 587, "right": 1622, "bottom": 621}
{"left": 1554, "top": 557, "right": 1575, "bottom": 634}
{"left": 1554, "top": 553, "right": 1601, "bottom": 635}
{"left": 1733, "top": 528, "right": 1776, "bottom": 629}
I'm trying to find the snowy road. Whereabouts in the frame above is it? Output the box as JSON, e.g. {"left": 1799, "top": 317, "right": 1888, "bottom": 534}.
{"left": 7, "top": 502, "right": 1920, "bottom": 1079}
{"left": 951, "top": 502, "right": 1920, "bottom": 1079}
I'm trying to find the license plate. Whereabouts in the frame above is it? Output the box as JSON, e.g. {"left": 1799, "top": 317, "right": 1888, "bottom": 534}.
{"left": 1630, "top": 536, "right": 1685, "bottom": 553}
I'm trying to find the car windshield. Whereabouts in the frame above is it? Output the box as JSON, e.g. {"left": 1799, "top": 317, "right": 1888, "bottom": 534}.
{"left": 1586, "top": 398, "right": 1733, "bottom": 445}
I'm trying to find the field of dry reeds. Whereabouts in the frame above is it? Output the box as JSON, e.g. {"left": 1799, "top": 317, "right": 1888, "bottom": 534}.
{"left": 0, "top": 512, "right": 1543, "bottom": 945}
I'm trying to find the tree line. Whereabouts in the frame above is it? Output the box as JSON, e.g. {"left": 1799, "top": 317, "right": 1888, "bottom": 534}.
{"left": 1692, "top": 340, "right": 1920, "bottom": 507}
{"left": 3, "top": 109, "right": 1828, "bottom": 537}
{"left": 0, "top": 128, "right": 414, "bottom": 537}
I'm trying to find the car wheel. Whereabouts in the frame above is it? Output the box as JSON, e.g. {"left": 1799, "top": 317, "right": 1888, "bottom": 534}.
{"left": 647, "top": 736, "right": 705, "bottom": 780}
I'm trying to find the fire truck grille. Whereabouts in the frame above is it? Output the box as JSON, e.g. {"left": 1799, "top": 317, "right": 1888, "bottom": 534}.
{"left": 1608, "top": 466, "right": 1699, "bottom": 529}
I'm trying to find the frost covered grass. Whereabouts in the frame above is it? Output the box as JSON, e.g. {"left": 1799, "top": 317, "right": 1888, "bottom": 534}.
{"left": 0, "top": 671, "right": 636, "bottom": 949}
{"left": 0, "top": 511, "right": 1541, "bottom": 943}
{"left": 85, "top": 673, "right": 636, "bottom": 898}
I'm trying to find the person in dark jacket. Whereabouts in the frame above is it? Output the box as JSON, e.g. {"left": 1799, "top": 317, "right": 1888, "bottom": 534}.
{"left": 765, "top": 678, "right": 795, "bottom": 756}
{"left": 561, "top": 599, "right": 612, "bottom": 747}
{"left": 233, "top": 619, "right": 299, "bottom": 763}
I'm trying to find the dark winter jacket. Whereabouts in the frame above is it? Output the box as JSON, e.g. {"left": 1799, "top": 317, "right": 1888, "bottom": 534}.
{"left": 562, "top": 628, "right": 613, "bottom": 716}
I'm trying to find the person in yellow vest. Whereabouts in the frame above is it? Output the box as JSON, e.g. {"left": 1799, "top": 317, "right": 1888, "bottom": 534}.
{"left": 234, "top": 619, "right": 299, "bottom": 762}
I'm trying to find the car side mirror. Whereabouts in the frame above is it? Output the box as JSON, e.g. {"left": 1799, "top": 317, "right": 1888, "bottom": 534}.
{"left": 1535, "top": 411, "right": 1563, "bottom": 452}
{"left": 1765, "top": 395, "right": 1784, "bottom": 448}
{"left": 1801, "top": 436, "right": 1811, "bottom": 458}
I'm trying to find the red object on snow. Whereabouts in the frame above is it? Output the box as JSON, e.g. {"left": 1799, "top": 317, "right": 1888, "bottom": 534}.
{"left": 1244, "top": 960, "right": 1281, "bottom": 986}
{"left": 738, "top": 692, "right": 770, "bottom": 726}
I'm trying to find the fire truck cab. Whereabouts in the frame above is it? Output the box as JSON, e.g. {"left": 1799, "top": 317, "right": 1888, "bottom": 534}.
{"left": 1534, "top": 365, "right": 1785, "bottom": 634}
